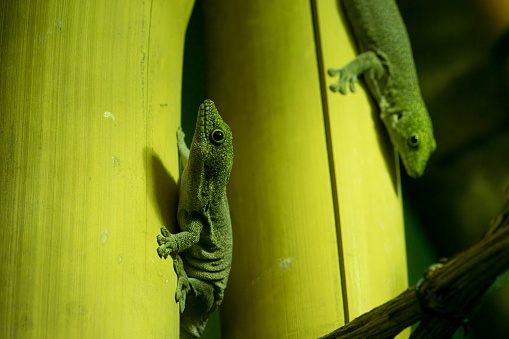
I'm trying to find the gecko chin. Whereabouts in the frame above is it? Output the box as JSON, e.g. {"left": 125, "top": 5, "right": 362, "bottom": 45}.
{"left": 406, "top": 167, "right": 424, "bottom": 179}
{"left": 401, "top": 155, "right": 428, "bottom": 178}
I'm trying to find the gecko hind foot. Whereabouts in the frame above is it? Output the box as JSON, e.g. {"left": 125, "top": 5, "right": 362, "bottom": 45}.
{"left": 173, "top": 256, "right": 191, "bottom": 313}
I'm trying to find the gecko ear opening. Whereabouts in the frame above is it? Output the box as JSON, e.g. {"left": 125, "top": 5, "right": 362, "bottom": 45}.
{"left": 407, "top": 134, "right": 421, "bottom": 148}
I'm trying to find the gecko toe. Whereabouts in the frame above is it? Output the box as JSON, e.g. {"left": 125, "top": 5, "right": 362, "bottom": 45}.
{"left": 329, "top": 83, "right": 340, "bottom": 92}
{"left": 328, "top": 68, "right": 340, "bottom": 76}
{"left": 156, "top": 247, "right": 164, "bottom": 258}
{"left": 160, "top": 226, "right": 170, "bottom": 236}
{"left": 157, "top": 245, "right": 171, "bottom": 258}
{"left": 349, "top": 79, "right": 357, "bottom": 93}
{"left": 156, "top": 234, "right": 166, "bottom": 245}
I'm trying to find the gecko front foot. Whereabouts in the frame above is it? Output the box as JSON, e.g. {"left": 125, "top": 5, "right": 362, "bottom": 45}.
{"left": 157, "top": 226, "right": 177, "bottom": 259}
{"left": 328, "top": 67, "right": 358, "bottom": 94}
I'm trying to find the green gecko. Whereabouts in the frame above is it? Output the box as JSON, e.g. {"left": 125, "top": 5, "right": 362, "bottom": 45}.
{"left": 157, "top": 99, "right": 233, "bottom": 338}
{"left": 328, "top": 0, "right": 436, "bottom": 178}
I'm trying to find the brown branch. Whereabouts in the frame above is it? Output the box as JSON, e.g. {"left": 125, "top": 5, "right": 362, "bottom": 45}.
{"left": 411, "top": 223, "right": 509, "bottom": 338}
{"left": 320, "top": 188, "right": 509, "bottom": 339}
{"left": 318, "top": 288, "right": 422, "bottom": 339}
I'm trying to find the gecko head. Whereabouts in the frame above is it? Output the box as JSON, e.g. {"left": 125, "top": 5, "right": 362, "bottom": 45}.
{"left": 191, "top": 99, "right": 233, "bottom": 184}
{"left": 385, "top": 105, "right": 436, "bottom": 178}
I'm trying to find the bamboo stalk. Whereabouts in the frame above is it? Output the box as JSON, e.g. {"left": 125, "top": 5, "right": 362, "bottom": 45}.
{"left": 201, "top": 0, "right": 407, "bottom": 337}
{"left": 0, "top": 0, "right": 194, "bottom": 337}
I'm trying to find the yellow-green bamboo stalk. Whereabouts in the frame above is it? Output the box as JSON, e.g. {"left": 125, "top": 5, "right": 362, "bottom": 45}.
{"left": 202, "top": 0, "right": 408, "bottom": 337}
{"left": 0, "top": 0, "right": 194, "bottom": 337}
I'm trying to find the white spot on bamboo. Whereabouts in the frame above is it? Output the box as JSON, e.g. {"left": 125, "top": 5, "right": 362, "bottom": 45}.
{"left": 103, "top": 111, "right": 115, "bottom": 120}
{"left": 100, "top": 228, "right": 108, "bottom": 243}
{"left": 278, "top": 257, "right": 295, "bottom": 270}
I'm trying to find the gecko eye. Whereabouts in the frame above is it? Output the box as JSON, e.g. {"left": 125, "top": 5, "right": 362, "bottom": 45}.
{"left": 210, "top": 129, "right": 225, "bottom": 145}
{"left": 407, "top": 135, "right": 421, "bottom": 148}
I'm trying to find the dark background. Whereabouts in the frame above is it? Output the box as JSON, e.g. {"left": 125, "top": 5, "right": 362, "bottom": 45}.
{"left": 400, "top": 0, "right": 509, "bottom": 337}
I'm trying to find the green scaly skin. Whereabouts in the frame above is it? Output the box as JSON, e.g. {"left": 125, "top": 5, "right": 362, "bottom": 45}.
{"left": 157, "top": 100, "right": 233, "bottom": 338}
{"left": 328, "top": 0, "right": 436, "bottom": 178}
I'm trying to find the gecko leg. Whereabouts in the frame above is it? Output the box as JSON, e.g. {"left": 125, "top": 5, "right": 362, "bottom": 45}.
{"left": 177, "top": 127, "right": 190, "bottom": 161}
{"left": 180, "top": 278, "right": 216, "bottom": 338}
{"left": 328, "top": 51, "right": 385, "bottom": 94}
